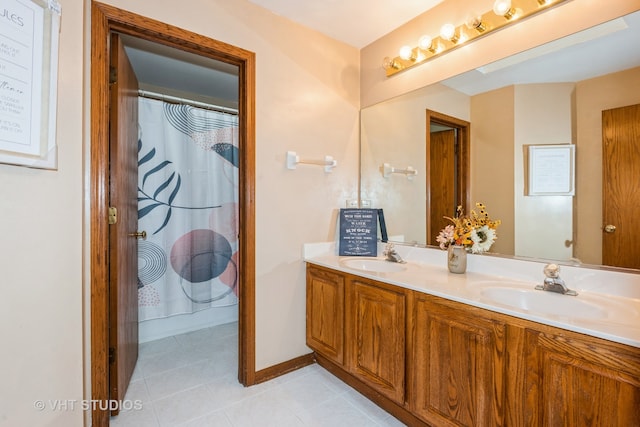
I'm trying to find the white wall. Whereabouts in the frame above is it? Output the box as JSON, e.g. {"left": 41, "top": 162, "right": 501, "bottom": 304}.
{"left": 360, "top": 83, "right": 470, "bottom": 243}
{"left": 0, "top": 0, "right": 360, "bottom": 426}
{"left": 471, "top": 86, "right": 515, "bottom": 256}
{"left": 1, "top": 0, "right": 637, "bottom": 425}
{"left": 514, "top": 83, "right": 575, "bottom": 261}
{"left": 0, "top": 0, "right": 84, "bottom": 425}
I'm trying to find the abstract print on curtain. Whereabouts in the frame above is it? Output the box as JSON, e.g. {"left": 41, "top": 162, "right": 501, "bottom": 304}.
{"left": 137, "top": 97, "right": 239, "bottom": 321}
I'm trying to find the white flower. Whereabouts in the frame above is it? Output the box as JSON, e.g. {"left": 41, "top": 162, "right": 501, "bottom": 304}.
{"left": 470, "top": 225, "right": 496, "bottom": 253}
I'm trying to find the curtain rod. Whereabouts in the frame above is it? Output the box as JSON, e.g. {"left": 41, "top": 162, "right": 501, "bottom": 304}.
{"left": 138, "top": 89, "right": 238, "bottom": 115}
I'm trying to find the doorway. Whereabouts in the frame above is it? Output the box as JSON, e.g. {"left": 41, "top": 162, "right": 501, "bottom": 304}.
{"left": 90, "top": 3, "right": 255, "bottom": 426}
{"left": 425, "top": 110, "right": 470, "bottom": 246}
{"left": 124, "top": 35, "right": 241, "bottom": 344}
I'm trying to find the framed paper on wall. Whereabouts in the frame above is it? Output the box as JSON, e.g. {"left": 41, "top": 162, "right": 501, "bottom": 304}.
{"left": 525, "top": 144, "right": 575, "bottom": 196}
{"left": 0, "top": 0, "right": 61, "bottom": 169}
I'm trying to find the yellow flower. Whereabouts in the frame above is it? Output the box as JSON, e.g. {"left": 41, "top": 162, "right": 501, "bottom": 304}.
{"left": 440, "top": 202, "right": 500, "bottom": 253}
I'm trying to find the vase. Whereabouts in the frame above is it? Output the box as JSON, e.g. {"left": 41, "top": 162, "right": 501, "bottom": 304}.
{"left": 447, "top": 245, "right": 467, "bottom": 274}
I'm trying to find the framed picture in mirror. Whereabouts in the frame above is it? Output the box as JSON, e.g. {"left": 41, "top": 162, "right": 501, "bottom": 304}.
{"left": 526, "top": 144, "right": 575, "bottom": 196}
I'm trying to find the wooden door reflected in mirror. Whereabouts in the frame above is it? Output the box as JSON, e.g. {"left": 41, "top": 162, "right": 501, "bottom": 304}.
{"left": 602, "top": 103, "right": 640, "bottom": 269}
{"left": 426, "top": 110, "right": 470, "bottom": 246}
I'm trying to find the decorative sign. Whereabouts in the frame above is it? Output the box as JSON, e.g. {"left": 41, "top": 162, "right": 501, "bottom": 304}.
{"left": 339, "top": 208, "right": 378, "bottom": 256}
{"left": 527, "top": 144, "right": 575, "bottom": 196}
{"left": 377, "top": 208, "right": 388, "bottom": 242}
{"left": 0, "top": 0, "right": 61, "bottom": 169}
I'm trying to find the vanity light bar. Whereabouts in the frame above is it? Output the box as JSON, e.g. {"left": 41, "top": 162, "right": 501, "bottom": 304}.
{"left": 383, "top": 0, "right": 569, "bottom": 77}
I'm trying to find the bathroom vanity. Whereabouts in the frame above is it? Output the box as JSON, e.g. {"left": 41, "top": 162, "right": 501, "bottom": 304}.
{"left": 304, "top": 244, "right": 640, "bottom": 426}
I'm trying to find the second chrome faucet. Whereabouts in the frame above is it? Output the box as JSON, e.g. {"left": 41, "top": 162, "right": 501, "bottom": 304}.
{"left": 535, "top": 263, "right": 578, "bottom": 296}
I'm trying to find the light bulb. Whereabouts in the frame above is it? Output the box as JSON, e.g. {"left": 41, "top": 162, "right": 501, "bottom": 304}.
{"left": 493, "top": 0, "right": 510, "bottom": 15}
{"left": 382, "top": 56, "right": 400, "bottom": 70}
{"left": 440, "top": 23, "right": 459, "bottom": 43}
{"left": 465, "top": 13, "right": 486, "bottom": 32}
{"left": 418, "top": 35, "right": 433, "bottom": 51}
{"left": 493, "top": 0, "right": 515, "bottom": 19}
{"left": 399, "top": 45, "right": 414, "bottom": 60}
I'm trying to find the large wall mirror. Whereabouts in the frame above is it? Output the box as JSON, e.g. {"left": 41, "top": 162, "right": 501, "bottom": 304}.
{"left": 361, "top": 11, "right": 640, "bottom": 271}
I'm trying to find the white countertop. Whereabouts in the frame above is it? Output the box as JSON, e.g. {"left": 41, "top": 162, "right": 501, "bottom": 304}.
{"left": 303, "top": 242, "right": 640, "bottom": 348}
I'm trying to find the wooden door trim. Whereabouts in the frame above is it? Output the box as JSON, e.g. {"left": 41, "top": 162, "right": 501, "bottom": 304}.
{"left": 425, "top": 110, "right": 470, "bottom": 243}
{"left": 90, "top": 3, "right": 256, "bottom": 425}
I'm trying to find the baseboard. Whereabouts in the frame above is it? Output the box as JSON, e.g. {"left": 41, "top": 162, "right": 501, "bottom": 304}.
{"left": 254, "top": 352, "right": 316, "bottom": 384}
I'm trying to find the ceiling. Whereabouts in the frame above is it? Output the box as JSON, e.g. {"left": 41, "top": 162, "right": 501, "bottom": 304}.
{"left": 122, "top": 35, "right": 240, "bottom": 106}
{"left": 247, "top": 0, "right": 445, "bottom": 48}
{"left": 123, "top": 4, "right": 640, "bottom": 105}
{"left": 123, "top": 0, "right": 447, "bottom": 102}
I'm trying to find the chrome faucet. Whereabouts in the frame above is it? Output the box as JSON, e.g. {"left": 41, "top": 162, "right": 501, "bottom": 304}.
{"left": 383, "top": 243, "right": 406, "bottom": 264}
{"left": 535, "top": 263, "right": 578, "bottom": 296}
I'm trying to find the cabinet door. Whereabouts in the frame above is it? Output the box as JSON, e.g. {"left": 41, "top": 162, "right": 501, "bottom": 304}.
{"left": 306, "top": 266, "right": 345, "bottom": 364}
{"left": 410, "top": 294, "right": 507, "bottom": 426}
{"left": 346, "top": 277, "right": 406, "bottom": 404}
{"left": 524, "top": 328, "right": 640, "bottom": 426}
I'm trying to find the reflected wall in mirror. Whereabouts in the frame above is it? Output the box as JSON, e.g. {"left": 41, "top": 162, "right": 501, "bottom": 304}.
{"left": 360, "top": 11, "right": 640, "bottom": 271}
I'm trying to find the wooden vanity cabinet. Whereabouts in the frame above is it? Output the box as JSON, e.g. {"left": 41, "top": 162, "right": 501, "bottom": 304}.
{"left": 306, "top": 265, "right": 345, "bottom": 365}
{"left": 522, "top": 327, "right": 640, "bottom": 426}
{"left": 346, "top": 276, "right": 406, "bottom": 405}
{"left": 306, "top": 265, "right": 406, "bottom": 404}
{"left": 305, "top": 264, "right": 640, "bottom": 427}
{"left": 409, "top": 295, "right": 640, "bottom": 427}
{"left": 409, "top": 294, "right": 508, "bottom": 426}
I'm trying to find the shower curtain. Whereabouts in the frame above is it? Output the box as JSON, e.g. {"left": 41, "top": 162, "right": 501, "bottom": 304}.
{"left": 137, "top": 97, "right": 239, "bottom": 321}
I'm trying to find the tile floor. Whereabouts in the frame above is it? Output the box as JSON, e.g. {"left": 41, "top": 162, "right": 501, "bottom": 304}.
{"left": 110, "top": 322, "right": 405, "bottom": 426}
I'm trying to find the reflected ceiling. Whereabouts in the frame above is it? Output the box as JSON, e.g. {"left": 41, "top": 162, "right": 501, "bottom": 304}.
{"left": 442, "top": 11, "right": 640, "bottom": 95}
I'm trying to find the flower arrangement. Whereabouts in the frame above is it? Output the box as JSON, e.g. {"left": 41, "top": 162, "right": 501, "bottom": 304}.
{"left": 436, "top": 203, "right": 501, "bottom": 254}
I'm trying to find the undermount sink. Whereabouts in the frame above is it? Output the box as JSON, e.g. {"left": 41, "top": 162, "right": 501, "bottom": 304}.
{"left": 479, "top": 286, "right": 607, "bottom": 319}
{"left": 340, "top": 257, "right": 407, "bottom": 273}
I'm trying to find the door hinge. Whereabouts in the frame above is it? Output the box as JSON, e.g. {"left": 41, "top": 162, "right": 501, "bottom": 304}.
{"left": 108, "top": 347, "right": 115, "bottom": 364}
{"left": 109, "top": 66, "right": 117, "bottom": 85}
{"left": 108, "top": 206, "right": 117, "bottom": 225}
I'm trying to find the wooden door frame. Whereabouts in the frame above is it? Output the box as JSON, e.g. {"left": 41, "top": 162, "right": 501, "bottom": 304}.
{"left": 425, "top": 110, "right": 470, "bottom": 243}
{"left": 90, "top": 2, "right": 256, "bottom": 425}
